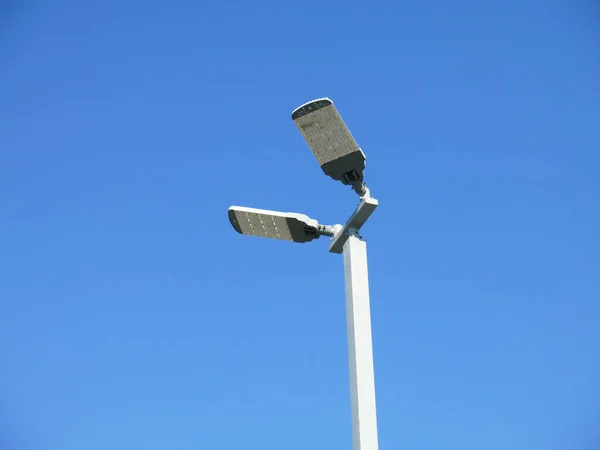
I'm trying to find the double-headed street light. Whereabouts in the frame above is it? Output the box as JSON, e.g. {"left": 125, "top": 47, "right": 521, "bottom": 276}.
{"left": 228, "top": 98, "right": 380, "bottom": 450}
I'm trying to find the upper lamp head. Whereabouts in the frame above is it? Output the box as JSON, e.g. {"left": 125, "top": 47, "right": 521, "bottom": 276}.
{"left": 292, "top": 98, "right": 366, "bottom": 187}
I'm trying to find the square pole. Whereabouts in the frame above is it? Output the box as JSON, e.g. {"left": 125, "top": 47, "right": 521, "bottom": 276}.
{"left": 343, "top": 230, "right": 379, "bottom": 450}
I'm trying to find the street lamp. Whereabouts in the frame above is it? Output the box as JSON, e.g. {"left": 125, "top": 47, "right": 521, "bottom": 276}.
{"left": 228, "top": 206, "right": 337, "bottom": 243}
{"left": 292, "top": 97, "right": 369, "bottom": 197}
{"left": 228, "top": 98, "right": 380, "bottom": 450}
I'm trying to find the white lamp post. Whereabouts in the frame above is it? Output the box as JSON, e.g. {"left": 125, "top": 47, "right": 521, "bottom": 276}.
{"left": 228, "top": 98, "right": 379, "bottom": 450}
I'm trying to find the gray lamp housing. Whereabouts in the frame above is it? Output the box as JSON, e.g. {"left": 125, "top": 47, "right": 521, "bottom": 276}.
{"left": 228, "top": 206, "right": 334, "bottom": 243}
{"left": 292, "top": 98, "right": 367, "bottom": 194}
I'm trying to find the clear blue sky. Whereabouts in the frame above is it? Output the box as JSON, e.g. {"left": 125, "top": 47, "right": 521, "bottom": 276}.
{"left": 1, "top": 1, "right": 599, "bottom": 449}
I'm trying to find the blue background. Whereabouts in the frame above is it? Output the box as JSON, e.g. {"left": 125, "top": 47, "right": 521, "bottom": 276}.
{"left": 1, "top": 1, "right": 599, "bottom": 449}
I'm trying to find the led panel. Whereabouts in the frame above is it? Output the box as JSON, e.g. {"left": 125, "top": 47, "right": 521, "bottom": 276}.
{"left": 228, "top": 206, "right": 319, "bottom": 243}
{"left": 292, "top": 98, "right": 361, "bottom": 166}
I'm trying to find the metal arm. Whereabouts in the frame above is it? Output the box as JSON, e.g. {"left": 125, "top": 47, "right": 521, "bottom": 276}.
{"left": 329, "top": 191, "right": 378, "bottom": 254}
{"left": 351, "top": 180, "right": 370, "bottom": 198}
{"left": 317, "top": 224, "right": 336, "bottom": 237}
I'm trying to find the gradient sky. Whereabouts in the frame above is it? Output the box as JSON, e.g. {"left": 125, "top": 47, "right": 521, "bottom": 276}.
{"left": 1, "top": 1, "right": 600, "bottom": 449}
